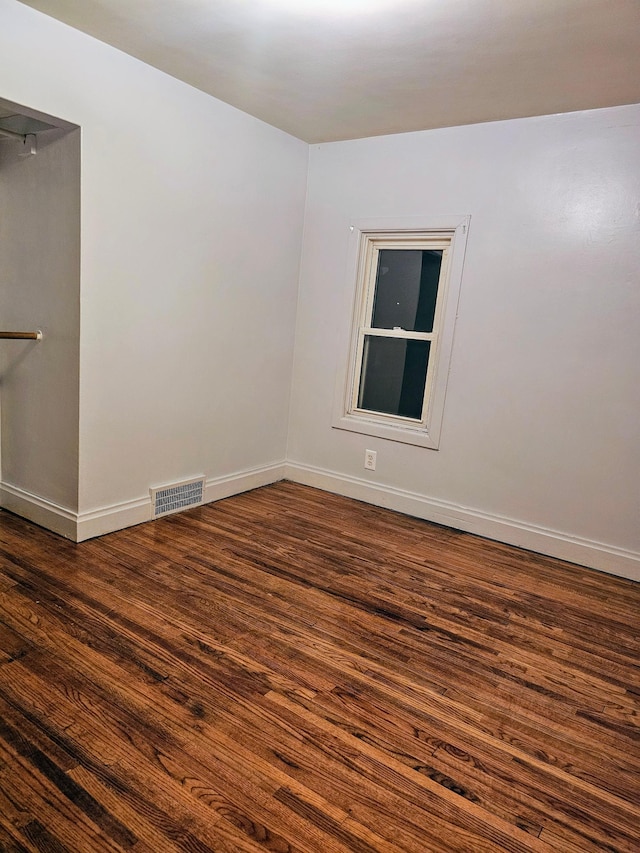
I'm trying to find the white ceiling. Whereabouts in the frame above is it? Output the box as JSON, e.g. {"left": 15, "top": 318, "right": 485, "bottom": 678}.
{"left": 17, "top": 0, "right": 640, "bottom": 143}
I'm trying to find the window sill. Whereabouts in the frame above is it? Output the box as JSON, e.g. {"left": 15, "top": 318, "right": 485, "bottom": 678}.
{"left": 331, "top": 413, "right": 439, "bottom": 449}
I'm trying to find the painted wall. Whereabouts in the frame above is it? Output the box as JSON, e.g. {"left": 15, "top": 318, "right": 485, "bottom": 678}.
{"left": 0, "top": 126, "right": 81, "bottom": 512}
{"left": 0, "top": 0, "right": 308, "bottom": 534}
{"left": 287, "top": 104, "right": 640, "bottom": 578}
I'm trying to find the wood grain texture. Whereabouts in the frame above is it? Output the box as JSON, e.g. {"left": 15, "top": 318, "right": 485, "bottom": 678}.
{"left": 0, "top": 481, "right": 638, "bottom": 852}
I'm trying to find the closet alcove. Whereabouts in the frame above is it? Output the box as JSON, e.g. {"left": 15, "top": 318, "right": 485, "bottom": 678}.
{"left": 0, "top": 99, "right": 81, "bottom": 528}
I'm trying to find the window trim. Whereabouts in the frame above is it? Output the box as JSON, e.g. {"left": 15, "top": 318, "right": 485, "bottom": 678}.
{"left": 332, "top": 215, "right": 470, "bottom": 449}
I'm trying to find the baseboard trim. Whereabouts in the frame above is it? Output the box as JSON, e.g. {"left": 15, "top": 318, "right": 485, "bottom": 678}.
{"left": 284, "top": 462, "right": 640, "bottom": 582}
{"left": 203, "top": 461, "right": 286, "bottom": 506}
{"left": 75, "top": 462, "right": 287, "bottom": 542}
{"left": 4, "top": 464, "right": 637, "bottom": 581}
{"left": 75, "top": 496, "right": 150, "bottom": 542}
{"left": 0, "top": 482, "right": 78, "bottom": 540}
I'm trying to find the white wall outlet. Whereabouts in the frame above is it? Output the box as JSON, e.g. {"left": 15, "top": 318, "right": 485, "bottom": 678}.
{"left": 364, "top": 449, "right": 377, "bottom": 470}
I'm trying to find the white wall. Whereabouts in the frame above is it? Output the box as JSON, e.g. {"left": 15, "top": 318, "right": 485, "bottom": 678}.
{"left": 0, "top": 0, "right": 308, "bottom": 536}
{"left": 287, "top": 104, "right": 640, "bottom": 579}
{"left": 0, "top": 126, "right": 80, "bottom": 513}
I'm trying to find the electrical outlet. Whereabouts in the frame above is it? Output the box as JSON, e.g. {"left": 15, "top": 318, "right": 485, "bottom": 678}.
{"left": 364, "top": 449, "right": 377, "bottom": 470}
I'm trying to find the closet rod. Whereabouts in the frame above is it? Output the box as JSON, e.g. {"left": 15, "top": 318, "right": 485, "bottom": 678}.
{"left": 0, "top": 331, "right": 43, "bottom": 340}
{"left": 0, "top": 127, "right": 37, "bottom": 155}
{"left": 0, "top": 126, "right": 25, "bottom": 141}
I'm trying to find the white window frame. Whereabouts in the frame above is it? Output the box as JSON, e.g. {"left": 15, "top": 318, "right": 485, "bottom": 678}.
{"left": 332, "top": 215, "right": 470, "bottom": 449}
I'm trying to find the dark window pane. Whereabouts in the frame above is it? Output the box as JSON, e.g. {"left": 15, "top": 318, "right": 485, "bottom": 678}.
{"left": 371, "top": 249, "right": 442, "bottom": 333}
{"left": 358, "top": 336, "right": 430, "bottom": 420}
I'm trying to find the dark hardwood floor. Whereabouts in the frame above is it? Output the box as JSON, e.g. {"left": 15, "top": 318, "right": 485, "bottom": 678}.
{"left": 0, "top": 481, "right": 638, "bottom": 852}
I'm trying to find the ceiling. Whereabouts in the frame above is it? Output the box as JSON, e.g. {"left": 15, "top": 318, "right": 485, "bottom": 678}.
{"left": 17, "top": 0, "right": 640, "bottom": 143}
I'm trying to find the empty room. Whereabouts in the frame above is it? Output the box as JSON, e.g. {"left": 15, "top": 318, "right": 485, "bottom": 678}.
{"left": 0, "top": 1, "right": 638, "bottom": 851}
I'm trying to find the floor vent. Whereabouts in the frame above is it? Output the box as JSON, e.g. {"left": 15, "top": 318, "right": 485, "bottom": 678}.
{"left": 150, "top": 477, "right": 205, "bottom": 518}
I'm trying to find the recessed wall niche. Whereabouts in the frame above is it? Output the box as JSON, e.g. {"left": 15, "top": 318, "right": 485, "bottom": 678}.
{"left": 0, "top": 98, "right": 81, "bottom": 528}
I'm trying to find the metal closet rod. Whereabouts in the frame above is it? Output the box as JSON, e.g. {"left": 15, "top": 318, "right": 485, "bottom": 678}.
{"left": 0, "top": 126, "right": 38, "bottom": 155}
{"left": 0, "top": 126, "right": 25, "bottom": 141}
{"left": 0, "top": 330, "right": 43, "bottom": 340}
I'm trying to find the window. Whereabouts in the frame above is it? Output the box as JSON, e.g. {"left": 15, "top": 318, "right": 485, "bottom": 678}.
{"left": 333, "top": 216, "right": 469, "bottom": 449}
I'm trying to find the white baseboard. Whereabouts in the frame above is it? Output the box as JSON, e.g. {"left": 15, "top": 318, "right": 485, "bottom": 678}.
{"left": 284, "top": 461, "right": 640, "bottom": 583}
{"left": 75, "top": 495, "right": 150, "bottom": 542}
{"left": 203, "top": 461, "right": 286, "bottom": 505}
{"left": 0, "top": 482, "right": 78, "bottom": 540}
{"left": 4, "top": 464, "right": 638, "bottom": 582}
{"left": 75, "top": 461, "right": 287, "bottom": 542}
{"left": 1, "top": 463, "right": 286, "bottom": 543}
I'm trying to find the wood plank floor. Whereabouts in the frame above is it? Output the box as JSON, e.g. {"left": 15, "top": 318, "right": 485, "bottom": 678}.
{"left": 0, "top": 481, "right": 638, "bottom": 853}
